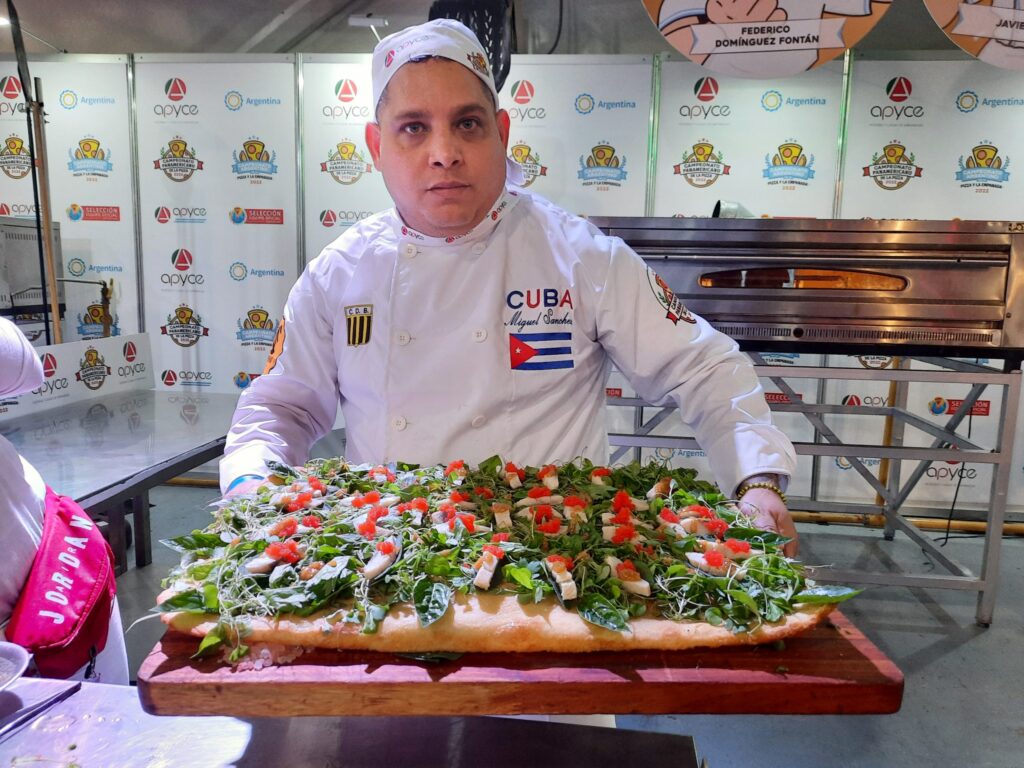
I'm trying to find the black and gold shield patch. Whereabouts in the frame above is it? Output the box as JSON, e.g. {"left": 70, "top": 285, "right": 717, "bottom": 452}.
{"left": 345, "top": 304, "right": 373, "bottom": 346}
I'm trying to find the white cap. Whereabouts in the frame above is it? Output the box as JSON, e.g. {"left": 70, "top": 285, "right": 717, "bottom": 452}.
{"left": 372, "top": 19, "right": 499, "bottom": 113}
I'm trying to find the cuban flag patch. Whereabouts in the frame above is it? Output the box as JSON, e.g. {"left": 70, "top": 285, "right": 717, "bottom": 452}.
{"left": 509, "top": 332, "right": 574, "bottom": 371}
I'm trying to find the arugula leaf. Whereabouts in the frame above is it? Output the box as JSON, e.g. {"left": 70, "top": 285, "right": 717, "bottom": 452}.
{"left": 413, "top": 579, "right": 453, "bottom": 627}
{"left": 161, "top": 531, "right": 224, "bottom": 552}
{"left": 152, "top": 590, "right": 208, "bottom": 613}
{"left": 794, "top": 585, "right": 862, "bottom": 604}
{"left": 577, "top": 593, "right": 630, "bottom": 633}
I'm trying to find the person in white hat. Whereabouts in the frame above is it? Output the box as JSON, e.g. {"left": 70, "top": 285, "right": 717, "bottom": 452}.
{"left": 220, "top": 19, "right": 797, "bottom": 553}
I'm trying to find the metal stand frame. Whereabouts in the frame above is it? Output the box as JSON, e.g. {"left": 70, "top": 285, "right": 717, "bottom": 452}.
{"left": 608, "top": 357, "right": 1022, "bottom": 626}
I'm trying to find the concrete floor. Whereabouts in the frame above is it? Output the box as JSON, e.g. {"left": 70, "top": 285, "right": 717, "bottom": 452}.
{"left": 118, "top": 485, "right": 1024, "bottom": 768}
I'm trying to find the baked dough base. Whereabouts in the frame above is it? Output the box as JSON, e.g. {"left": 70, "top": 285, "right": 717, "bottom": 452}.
{"left": 159, "top": 589, "right": 835, "bottom": 653}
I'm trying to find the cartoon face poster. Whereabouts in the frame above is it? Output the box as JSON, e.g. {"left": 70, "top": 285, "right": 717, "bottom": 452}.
{"left": 924, "top": 0, "right": 1024, "bottom": 70}
{"left": 642, "top": 1, "right": 892, "bottom": 78}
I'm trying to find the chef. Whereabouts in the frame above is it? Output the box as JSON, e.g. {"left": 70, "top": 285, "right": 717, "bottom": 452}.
{"left": 220, "top": 19, "right": 799, "bottom": 554}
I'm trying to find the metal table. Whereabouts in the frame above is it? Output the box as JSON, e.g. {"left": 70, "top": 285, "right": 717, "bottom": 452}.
{"left": 0, "top": 679, "right": 700, "bottom": 767}
{"left": 0, "top": 389, "right": 238, "bottom": 574}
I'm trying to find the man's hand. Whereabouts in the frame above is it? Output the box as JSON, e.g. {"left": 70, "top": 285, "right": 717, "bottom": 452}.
{"left": 224, "top": 478, "right": 266, "bottom": 499}
{"left": 707, "top": 0, "right": 788, "bottom": 24}
{"left": 738, "top": 487, "right": 798, "bottom": 558}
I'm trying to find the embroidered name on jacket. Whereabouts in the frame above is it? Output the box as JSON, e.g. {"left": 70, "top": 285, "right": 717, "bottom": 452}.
{"left": 509, "top": 332, "right": 574, "bottom": 371}
{"left": 345, "top": 304, "right": 373, "bottom": 346}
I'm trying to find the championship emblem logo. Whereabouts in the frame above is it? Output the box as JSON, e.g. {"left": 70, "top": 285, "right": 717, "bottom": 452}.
{"left": 647, "top": 268, "right": 695, "bottom": 326}
{"left": 345, "top": 304, "right": 373, "bottom": 347}
{"left": 578, "top": 143, "right": 628, "bottom": 188}
{"left": 236, "top": 307, "right": 278, "bottom": 350}
{"left": 0, "top": 135, "right": 32, "bottom": 180}
{"left": 956, "top": 142, "right": 1011, "bottom": 190}
{"left": 466, "top": 51, "right": 489, "bottom": 76}
{"left": 77, "top": 303, "right": 120, "bottom": 339}
{"left": 67, "top": 137, "right": 113, "bottom": 178}
{"left": 673, "top": 140, "right": 731, "bottom": 188}
{"left": 75, "top": 347, "right": 111, "bottom": 391}
{"left": 509, "top": 143, "right": 548, "bottom": 187}
{"left": 321, "top": 141, "right": 373, "bottom": 185}
{"left": 232, "top": 137, "right": 278, "bottom": 181}
{"left": 160, "top": 304, "right": 210, "bottom": 348}
{"left": 763, "top": 140, "right": 815, "bottom": 186}
{"left": 154, "top": 137, "right": 204, "bottom": 182}
{"left": 863, "top": 142, "right": 922, "bottom": 191}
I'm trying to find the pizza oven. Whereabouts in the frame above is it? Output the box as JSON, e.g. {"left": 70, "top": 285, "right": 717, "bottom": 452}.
{"left": 589, "top": 217, "right": 1024, "bottom": 363}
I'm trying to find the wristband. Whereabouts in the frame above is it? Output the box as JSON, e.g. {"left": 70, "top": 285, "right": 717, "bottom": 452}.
{"left": 736, "top": 481, "right": 787, "bottom": 506}
{"left": 226, "top": 474, "right": 264, "bottom": 493}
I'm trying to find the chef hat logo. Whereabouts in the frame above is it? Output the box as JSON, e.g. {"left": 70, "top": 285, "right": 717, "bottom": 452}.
{"left": 371, "top": 20, "right": 498, "bottom": 113}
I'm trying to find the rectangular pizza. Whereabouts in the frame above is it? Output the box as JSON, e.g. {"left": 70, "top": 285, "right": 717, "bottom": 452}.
{"left": 156, "top": 457, "right": 858, "bottom": 667}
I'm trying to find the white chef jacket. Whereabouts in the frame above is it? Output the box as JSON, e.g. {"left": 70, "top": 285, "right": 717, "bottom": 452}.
{"left": 0, "top": 317, "right": 128, "bottom": 684}
{"left": 223, "top": 186, "right": 795, "bottom": 495}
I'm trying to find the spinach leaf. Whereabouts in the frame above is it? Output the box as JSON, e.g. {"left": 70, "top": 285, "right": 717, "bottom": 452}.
{"left": 413, "top": 579, "right": 453, "bottom": 627}
{"left": 152, "top": 589, "right": 207, "bottom": 613}
{"left": 503, "top": 565, "right": 535, "bottom": 590}
{"left": 577, "top": 593, "right": 630, "bottom": 633}
{"left": 192, "top": 624, "right": 226, "bottom": 659}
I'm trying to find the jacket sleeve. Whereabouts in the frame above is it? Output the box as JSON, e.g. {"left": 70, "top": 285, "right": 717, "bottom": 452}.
{"left": 219, "top": 260, "right": 340, "bottom": 493}
{"left": 0, "top": 317, "right": 44, "bottom": 397}
{"left": 589, "top": 238, "right": 796, "bottom": 496}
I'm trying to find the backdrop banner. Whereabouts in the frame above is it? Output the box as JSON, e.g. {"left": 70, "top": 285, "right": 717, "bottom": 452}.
{"left": 134, "top": 56, "right": 298, "bottom": 397}
{"left": 0, "top": 56, "right": 138, "bottom": 339}
{"left": 654, "top": 57, "right": 843, "bottom": 218}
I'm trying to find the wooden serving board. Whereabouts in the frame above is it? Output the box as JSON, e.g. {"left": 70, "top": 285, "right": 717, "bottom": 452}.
{"left": 137, "top": 611, "right": 902, "bottom": 717}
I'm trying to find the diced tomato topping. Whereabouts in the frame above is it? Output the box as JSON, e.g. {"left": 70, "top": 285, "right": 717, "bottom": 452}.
{"left": 474, "top": 486, "right": 495, "bottom": 499}
{"left": 363, "top": 490, "right": 381, "bottom": 504}
{"left": 445, "top": 460, "right": 466, "bottom": 476}
{"left": 367, "top": 505, "right": 388, "bottom": 523}
{"left": 704, "top": 550, "right": 725, "bottom": 568}
{"left": 611, "top": 508, "right": 632, "bottom": 525}
{"left": 683, "top": 504, "right": 714, "bottom": 519}
{"left": 725, "top": 538, "right": 752, "bottom": 554}
{"left": 533, "top": 505, "right": 554, "bottom": 523}
{"left": 438, "top": 502, "right": 457, "bottom": 521}
{"left": 352, "top": 496, "right": 365, "bottom": 508}
{"left": 611, "top": 524, "right": 637, "bottom": 544}
{"left": 448, "top": 513, "right": 476, "bottom": 532}
{"left": 482, "top": 544, "right": 506, "bottom": 559}
{"left": 450, "top": 490, "right": 469, "bottom": 503}
{"left": 563, "top": 495, "right": 586, "bottom": 508}
{"left": 301, "top": 515, "right": 321, "bottom": 529}
{"left": 266, "top": 540, "right": 301, "bottom": 564}
{"left": 705, "top": 517, "right": 729, "bottom": 538}
{"left": 411, "top": 497, "right": 429, "bottom": 512}
{"left": 536, "top": 519, "right": 561, "bottom": 534}
{"left": 491, "top": 532, "right": 510, "bottom": 542}
{"left": 659, "top": 509, "right": 681, "bottom": 524}
{"left": 356, "top": 519, "right": 376, "bottom": 538}
{"left": 612, "top": 490, "right": 634, "bottom": 511}
{"left": 269, "top": 517, "right": 298, "bottom": 538}
{"left": 591, "top": 467, "right": 612, "bottom": 477}
{"left": 527, "top": 487, "right": 550, "bottom": 499}
{"left": 504, "top": 462, "right": 526, "bottom": 480}
{"left": 537, "top": 464, "right": 557, "bottom": 479}
{"left": 615, "top": 560, "right": 639, "bottom": 578}
{"left": 372, "top": 465, "right": 396, "bottom": 482}
{"left": 546, "top": 554, "right": 574, "bottom": 570}
{"left": 396, "top": 502, "right": 411, "bottom": 514}
{"left": 376, "top": 540, "right": 397, "bottom": 555}
{"left": 309, "top": 478, "right": 326, "bottom": 493}
{"left": 286, "top": 492, "right": 313, "bottom": 513}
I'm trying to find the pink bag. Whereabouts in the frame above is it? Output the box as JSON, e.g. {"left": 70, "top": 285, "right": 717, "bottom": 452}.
{"left": 6, "top": 488, "right": 116, "bottom": 679}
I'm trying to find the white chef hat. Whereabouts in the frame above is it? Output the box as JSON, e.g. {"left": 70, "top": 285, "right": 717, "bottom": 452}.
{"left": 370, "top": 18, "right": 525, "bottom": 186}
{"left": 371, "top": 19, "right": 500, "bottom": 113}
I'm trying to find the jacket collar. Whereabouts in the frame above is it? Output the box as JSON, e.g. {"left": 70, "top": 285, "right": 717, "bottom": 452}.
{"left": 394, "top": 186, "right": 520, "bottom": 247}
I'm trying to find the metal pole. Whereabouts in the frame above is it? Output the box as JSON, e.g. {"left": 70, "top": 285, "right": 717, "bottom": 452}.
{"left": 30, "top": 77, "right": 61, "bottom": 343}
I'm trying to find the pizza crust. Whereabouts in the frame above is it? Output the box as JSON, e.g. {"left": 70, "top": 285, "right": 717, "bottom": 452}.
{"left": 158, "top": 589, "right": 835, "bottom": 654}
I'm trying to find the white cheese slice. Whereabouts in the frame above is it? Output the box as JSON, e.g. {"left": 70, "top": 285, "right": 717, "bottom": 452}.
{"left": 603, "top": 555, "right": 651, "bottom": 596}
{"left": 244, "top": 553, "right": 277, "bottom": 574}
{"left": 362, "top": 546, "right": 399, "bottom": 580}
{"left": 514, "top": 494, "right": 564, "bottom": 508}
{"left": 473, "top": 551, "right": 499, "bottom": 590}
{"left": 492, "top": 504, "right": 513, "bottom": 529}
{"left": 505, "top": 471, "right": 522, "bottom": 489}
